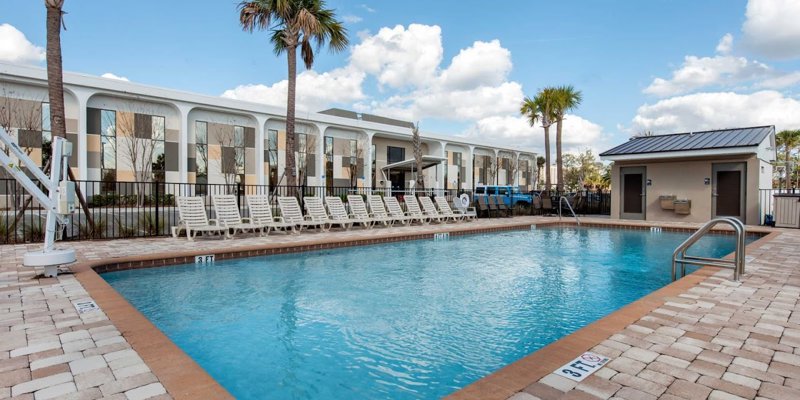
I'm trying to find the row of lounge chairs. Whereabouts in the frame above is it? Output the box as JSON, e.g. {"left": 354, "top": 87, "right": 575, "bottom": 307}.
{"left": 172, "top": 194, "right": 478, "bottom": 241}
{"left": 475, "top": 195, "right": 514, "bottom": 218}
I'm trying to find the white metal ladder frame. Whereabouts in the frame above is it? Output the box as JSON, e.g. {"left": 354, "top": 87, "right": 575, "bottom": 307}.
{"left": 672, "top": 217, "right": 746, "bottom": 282}
{"left": 557, "top": 195, "right": 581, "bottom": 226}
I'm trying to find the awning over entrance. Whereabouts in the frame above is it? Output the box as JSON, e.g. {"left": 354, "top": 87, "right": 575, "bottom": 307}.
{"left": 381, "top": 155, "right": 446, "bottom": 172}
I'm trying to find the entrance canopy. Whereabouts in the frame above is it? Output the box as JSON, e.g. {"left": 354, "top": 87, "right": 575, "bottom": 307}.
{"left": 381, "top": 155, "right": 446, "bottom": 172}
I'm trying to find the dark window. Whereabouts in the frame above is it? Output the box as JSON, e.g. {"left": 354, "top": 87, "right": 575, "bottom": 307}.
{"left": 267, "top": 129, "right": 278, "bottom": 185}
{"left": 325, "top": 136, "right": 334, "bottom": 189}
{"left": 387, "top": 146, "right": 405, "bottom": 164}
{"left": 498, "top": 187, "right": 508, "bottom": 195}
{"left": 41, "top": 102, "right": 51, "bottom": 166}
{"left": 100, "top": 110, "right": 117, "bottom": 190}
{"left": 234, "top": 126, "right": 245, "bottom": 183}
{"left": 151, "top": 116, "right": 165, "bottom": 182}
{"left": 195, "top": 121, "right": 208, "bottom": 194}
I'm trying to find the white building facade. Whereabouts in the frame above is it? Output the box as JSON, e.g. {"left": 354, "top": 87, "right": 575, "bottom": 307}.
{"left": 0, "top": 63, "right": 536, "bottom": 193}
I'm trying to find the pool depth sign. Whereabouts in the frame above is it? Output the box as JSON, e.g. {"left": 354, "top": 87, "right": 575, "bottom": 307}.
{"left": 553, "top": 352, "right": 610, "bottom": 382}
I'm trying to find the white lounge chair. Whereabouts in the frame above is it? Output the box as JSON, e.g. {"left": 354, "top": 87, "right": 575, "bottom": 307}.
{"left": 347, "top": 195, "right": 392, "bottom": 227}
{"left": 368, "top": 195, "right": 405, "bottom": 226}
{"left": 383, "top": 196, "right": 421, "bottom": 225}
{"left": 245, "top": 195, "right": 294, "bottom": 233}
{"left": 325, "top": 196, "right": 372, "bottom": 229}
{"left": 419, "top": 196, "right": 453, "bottom": 223}
{"left": 451, "top": 196, "right": 478, "bottom": 220}
{"left": 434, "top": 196, "right": 466, "bottom": 222}
{"left": 278, "top": 196, "right": 328, "bottom": 232}
{"left": 304, "top": 197, "right": 347, "bottom": 231}
{"left": 402, "top": 195, "right": 431, "bottom": 224}
{"left": 212, "top": 195, "right": 270, "bottom": 236}
{"left": 172, "top": 196, "right": 229, "bottom": 241}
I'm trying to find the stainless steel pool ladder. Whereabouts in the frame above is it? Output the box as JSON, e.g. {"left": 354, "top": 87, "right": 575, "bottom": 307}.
{"left": 672, "top": 217, "right": 746, "bottom": 282}
{"left": 557, "top": 196, "right": 581, "bottom": 226}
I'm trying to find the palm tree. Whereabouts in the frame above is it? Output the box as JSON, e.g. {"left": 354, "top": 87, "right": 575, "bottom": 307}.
{"left": 45, "top": 0, "right": 67, "bottom": 139}
{"left": 776, "top": 129, "right": 800, "bottom": 189}
{"left": 238, "top": 0, "right": 348, "bottom": 188}
{"left": 520, "top": 88, "right": 558, "bottom": 194}
{"left": 553, "top": 85, "right": 583, "bottom": 193}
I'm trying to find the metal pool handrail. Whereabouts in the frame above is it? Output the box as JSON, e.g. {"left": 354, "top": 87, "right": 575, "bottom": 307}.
{"left": 672, "top": 217, "right": 746, "bottom": 282}
{"left": 558, "top": 196, "right": 581, "bottom": 226}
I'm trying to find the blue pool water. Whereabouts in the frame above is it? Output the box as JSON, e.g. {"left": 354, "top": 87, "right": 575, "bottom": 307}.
{"left": 103, "top": 227, "right": 748, "bottom": 400}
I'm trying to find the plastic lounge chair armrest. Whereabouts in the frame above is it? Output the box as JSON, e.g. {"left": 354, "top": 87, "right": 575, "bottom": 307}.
{"left": 208, "top": 219, "right": 219, "bottom": 226}
{"left": 241, "top": 217, "right": 252, "bottom": 223}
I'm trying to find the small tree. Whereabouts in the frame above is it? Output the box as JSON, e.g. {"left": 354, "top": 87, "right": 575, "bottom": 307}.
{"left": 297, "top": 134, "right": 316, "bottom": 186}
{"left": 487, "top": 156, "right": 497, "bottom": 185}
{"left": 210, "top": 122, "right": 240, "bottom": 188}
{"left": 412, "top": 122, "right": 424, "bottom": 191}
{"left": 347, "top": 140, "right": 364, "bottom": 189}
{"left": 116, "top": 105, "right": 165, "bottom": 205}
{"left": 506, "top": 153, "right": 519, "bottom": 186}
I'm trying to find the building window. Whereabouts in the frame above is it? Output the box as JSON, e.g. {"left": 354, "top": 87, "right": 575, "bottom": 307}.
{"left": 195, "top": 121, "right": 208, "bottom": 193}
{"left": 444, "top": 150, "right": 449, "bottom": 190}
{"left": 234, "top": 125, "right": 245, "bottom": 183}
{"left": 453, "top": 151, "right": 462, "bottom": 190}
{"left": 387, "top": 146, "right": 405, "bottom": 164}
{"left": 41, "top": 102, "right": 51, "bottom": 166}
{"left": 325, "top": 136, "right": 334, "bottom": 189}
{"left": 267, "top": 129, "right": 278, "bottom": 186}
{"left": 151, "top": 116, "right": 165, "bottom": 182}
{"left": 371, "top": 144, "right": 376, "bottom": 190}
{"left": 100, "top": 110, "right": 117, "bottom": 190}
{"left": 298, "top": 133, "right": 307, "bottom": 185}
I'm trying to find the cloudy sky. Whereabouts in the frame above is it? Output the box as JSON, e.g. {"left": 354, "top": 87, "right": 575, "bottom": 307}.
{"left": 3, "top": 0, "right": 800, "bottom": 155}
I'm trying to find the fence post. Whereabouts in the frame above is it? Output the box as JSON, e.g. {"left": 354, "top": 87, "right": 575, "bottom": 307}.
{"left": 154, "top": 182, "right": 160, "bottom": 236}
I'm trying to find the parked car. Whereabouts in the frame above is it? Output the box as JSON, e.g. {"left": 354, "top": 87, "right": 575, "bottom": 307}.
{"left": 473, "top": 185, "right": 533, "bottom": 206}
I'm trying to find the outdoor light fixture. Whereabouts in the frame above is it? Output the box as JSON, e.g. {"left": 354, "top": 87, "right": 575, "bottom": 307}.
{"left": 646, "top": 179, "right": 652, "bottom": 186}
{"left": 704, "top": 178, "right": 711, "bottom": 185}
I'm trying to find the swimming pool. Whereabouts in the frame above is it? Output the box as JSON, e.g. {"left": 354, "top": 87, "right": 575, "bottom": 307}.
{"left": 103, "top": 227, "right": 746, "bottom": 399}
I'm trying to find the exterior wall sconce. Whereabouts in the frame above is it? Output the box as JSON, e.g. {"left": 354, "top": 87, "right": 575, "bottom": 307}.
{"left": 646, "top": 179, "right": 652, "bottom": 186}
{"left": 704, "top": 178, "right": 711, "bottom": 185}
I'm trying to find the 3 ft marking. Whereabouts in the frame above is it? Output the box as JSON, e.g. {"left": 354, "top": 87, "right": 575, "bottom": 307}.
{"left": 195, "top": 255, "right": 215, "bottom": 263}
{"left": 434, "top": 233, "right": 450, "bottom": 241}
{"left": 553, "top": 352, "right": 610, "bottom": 382}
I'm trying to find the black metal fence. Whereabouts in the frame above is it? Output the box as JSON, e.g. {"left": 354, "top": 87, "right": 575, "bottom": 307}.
{"left": 0, "top": 179, "right": 470, "bottom": 243}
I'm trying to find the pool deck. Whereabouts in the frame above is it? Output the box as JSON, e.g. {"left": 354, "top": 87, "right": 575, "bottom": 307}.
{"left": 0, "top": 216, "right": 796, "bottom": 399}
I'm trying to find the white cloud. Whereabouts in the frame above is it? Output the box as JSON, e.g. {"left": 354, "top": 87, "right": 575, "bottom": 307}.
{"left": 465, "top": 114, "right": 608, "bottom": 155}
{"left": 221, "top": 67, "right": 366, "bottom": 112}
{"left": 632, "top": 90, "right": 800, "bottom": 134}
{"left": 360, "top": 4, "right": 376, "bottom": 13}
{"left": 742, "top": 0, "right": 800, "bottom": 59}
{"left": 716, "top": 33, "right": 733, "bottom": 55}
{"left": 100, "top": 72, "right": 129, "bottom": 82}
{"left": 439, "top": 40, "right": 512, "bottom": 90}
{"left": 756, "top": 71, "right": 800, "bottom": 89}
{"left": 350, "top": 24, "right": 443, "bottom": 89}
{"left": 0, "top": 24, "right": 45, "bottom": 65}
{"left": 342, "top": 15, "right": 362, "bottom": 24}
{"left": 644, "top": 55, "right": 771, "bottom": 97}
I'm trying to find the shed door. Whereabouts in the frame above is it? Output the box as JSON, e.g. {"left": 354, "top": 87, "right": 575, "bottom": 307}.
{"left": 712, "top": 162, "right": 746, "bottom": 223}
{"left": 620, "top": 167, "right": 646, "bottom": 220}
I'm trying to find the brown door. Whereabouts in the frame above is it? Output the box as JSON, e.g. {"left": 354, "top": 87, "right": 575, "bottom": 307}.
{"left": 712, "top": 162, "right": 746, "bottom": 222}
{"left": 620, "top": 167, "right": 646, "bottom": 220}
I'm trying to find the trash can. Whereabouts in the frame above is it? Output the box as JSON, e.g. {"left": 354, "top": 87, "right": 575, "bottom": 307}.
{"left": 774, "top": 194, "right": 800, "bottom": 228}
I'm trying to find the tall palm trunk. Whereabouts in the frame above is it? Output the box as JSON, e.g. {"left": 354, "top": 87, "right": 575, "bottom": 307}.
{"left": 543, "top": 125, "right": 551, "bottom": 194}
{"left": 285, "top": 43, "right": 297, "bottom": 189}
{"left": 45, "top": 0, "right": 66, "bottom": 138}
{"left": 556, "top": 118, "right": 563, "bottom": 193}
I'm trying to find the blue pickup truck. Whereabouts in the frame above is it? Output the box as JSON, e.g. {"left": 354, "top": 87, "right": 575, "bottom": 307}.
{"left": 473, "top": 185, "right": 533, "bottom": 206}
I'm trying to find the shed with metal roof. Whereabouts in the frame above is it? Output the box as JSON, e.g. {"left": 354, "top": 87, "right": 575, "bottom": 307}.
{"left": 601, "top": 126, "right": 776, "bottom": 225}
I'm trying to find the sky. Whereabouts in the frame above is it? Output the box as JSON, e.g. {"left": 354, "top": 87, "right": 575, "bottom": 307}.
{"left": 2, "top": 0, "right": 800, "bottom": 156}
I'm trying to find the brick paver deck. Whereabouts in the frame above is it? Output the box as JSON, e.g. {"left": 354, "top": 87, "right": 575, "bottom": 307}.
{"left": 489, "top": 226, "right": 800, "bottom": 400}
{"left": 0, "top": 216, "right": 795, "bottom": 399}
